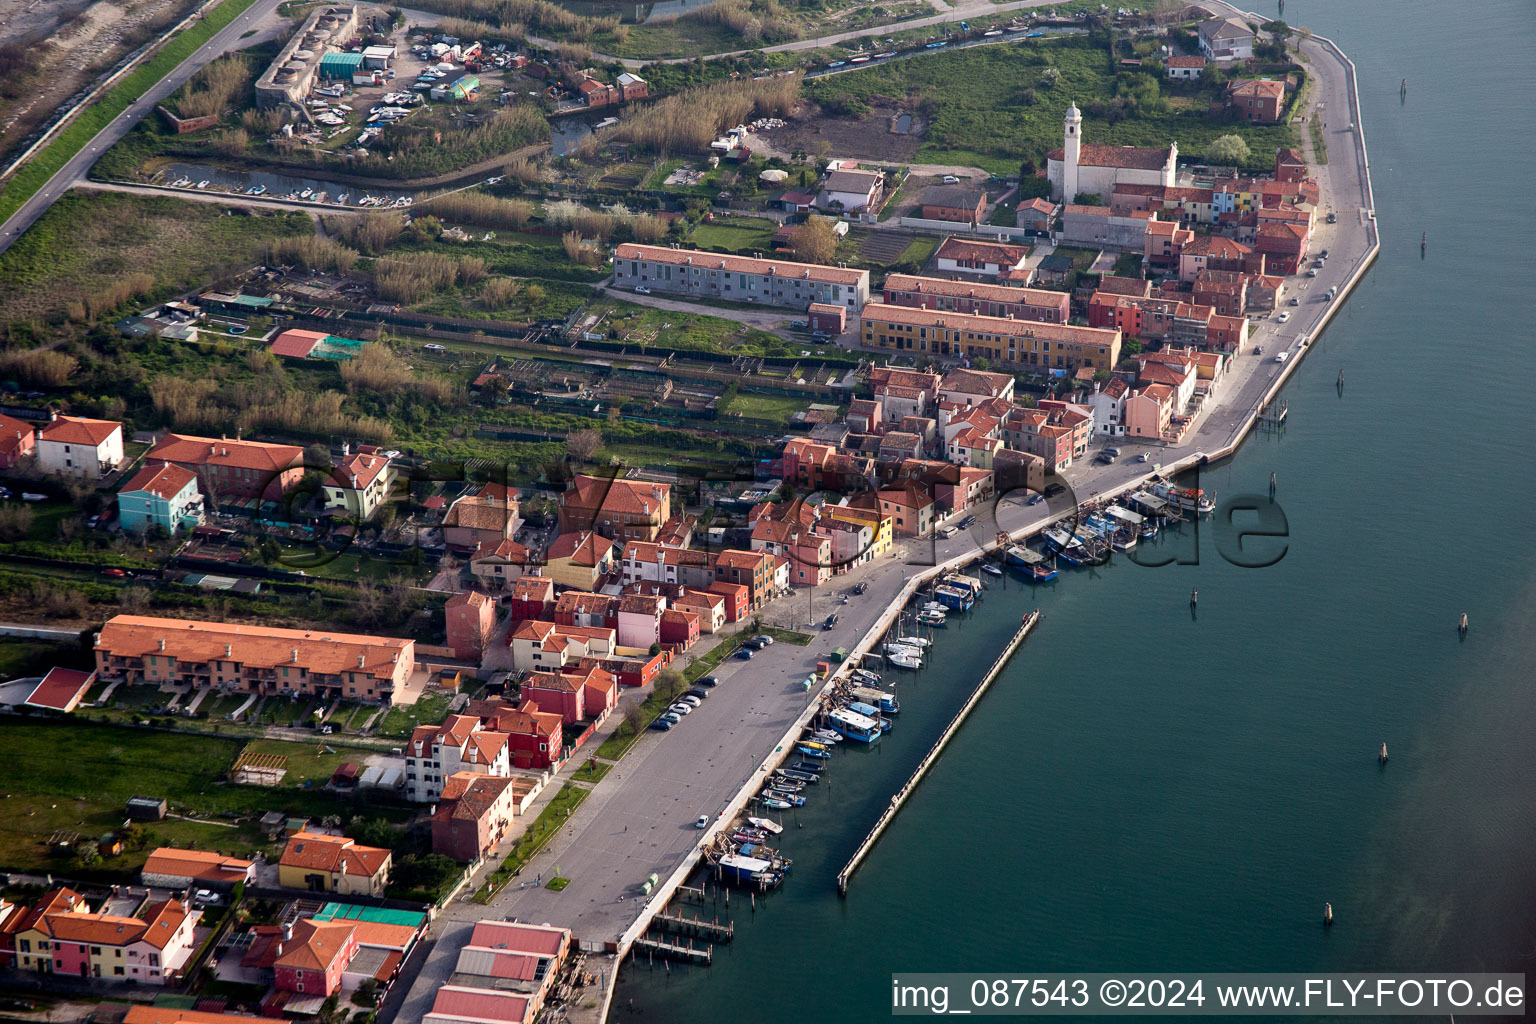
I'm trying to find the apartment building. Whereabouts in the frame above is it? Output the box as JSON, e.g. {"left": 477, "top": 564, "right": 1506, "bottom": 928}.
{"left": 612, "top": 244, "right": 870, "bottom": 312}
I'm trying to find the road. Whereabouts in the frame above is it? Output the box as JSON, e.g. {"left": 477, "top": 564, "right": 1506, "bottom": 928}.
{"left": 0, "top": 0, "right": 290, "bottom": 256}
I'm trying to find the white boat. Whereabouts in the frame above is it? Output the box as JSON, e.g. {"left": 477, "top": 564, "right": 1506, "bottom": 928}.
{"left": 299, "top": 188, "right": 313, "bottom": 199}
{"left": 982, "top": 563, "right": 1004, "bottom": 576}
{"left": 172, "top": 177, "right": 191, "bottom": 187}
{"left": 336, "top": 193, "right": 349, "bottom": 203}
{"left": 921, "top": 600, "right": 946, "bottom": 613}
{"left": 747, "top": 816, "right": 783, "bottom": 835}
{"left": 887, "top": 652, "right": 922, "bottom": 670}
{"left": 894, "top": 636, "right": 931, "bottom": 649}
{"left": 1150, "top": 480, "right": 1214, "bottom": 515}
{"left": 195, "top": 180, "right": 209, "bottom": 189}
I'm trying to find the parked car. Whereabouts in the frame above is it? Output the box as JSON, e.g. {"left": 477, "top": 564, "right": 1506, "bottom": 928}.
{"left": 736, "top": 648, "right": 756, "bottom": 660}
{"left": 1289, "top": 296, "right": 1301, "bottom": 306}
{"left": 1326, "top": 212, "right": 1337, "bottom": 223}
{"left": 1104, "top": 447, "right": 1122, "bottom": 458}
{"left": 651, "top": 718, "right": 674, "bottom": 731}
{"left": 1307, "top": 269, "right": 1319, "bottom": 277}
{"left": 941, "top": 174, "right": 960, "bottom": 184}
{"left": 1027, "top": 493, "right": 1044, "bottom": 506}
{"left": 192, "top": 889, "right": 223, "bottom": 907}
{"left": 668, "top": 703, "right": 692, "bottom": 716}
{"left": 1044, "top": 483, "right": 1067, "bottom": 497}
{"left": 685, "top": 688, "right": 709, "bottom": 701}
{"left": 823, "top": 613, "right": 840, "bottom": 630}
{"left": 789, "top": 320, "right": 807, "bottom": 329}
{"left": 678, "top": 695, "right": 702, "bottom": 708}
{"left": 660, "top": 711, "right": 682, "bottom": 724}
{"left": 958, "top": 515, "right": 977, "bottom": 529}
{"left": 751, "top": 634, "right": 775, "bottom": 646}
{"left": 695, "top": 815, "right": 710, "bottom": 829}
{"left": 633, "top": 285, "right": 651, "bottom": 294}
{"left": 699, "top": 674, "right": 720, "bottom": 688}
{"left": 1277, "top": 312, "right": 1291, "bottom": 323}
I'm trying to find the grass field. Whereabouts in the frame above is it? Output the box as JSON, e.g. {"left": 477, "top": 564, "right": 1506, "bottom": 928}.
{"left": 0, "top": 191, "right": 310, "bottom": 323}
{"left": 0, "top": 0, "right": 262, "bottom": 225}
{"left": 372, "top": 691, "right": 454, "bottom": 739}
{"left": 688, "top": 217, "right": 779, "bottom": 254}
{"left": 805, "top": 36, "right": 1298, "bottom": 174}
{"left": 0, "top": 720, "right": 407, "bottom": 875}
{"left": 720, "top": 390, "right": 810, "bottom": 422}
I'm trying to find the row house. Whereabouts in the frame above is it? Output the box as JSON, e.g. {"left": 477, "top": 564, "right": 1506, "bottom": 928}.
{"left": 861, "top": 303, "right": 1123, "bottom": 372}
{"left": 705, "top": 581, "right": 751, "bottom": 623}
{"left": 93, "top": 615, "right": 413, "bottom": 704}
{"left": 544, "top": 531, "right": 616, "bottom": 590}
{"left": 1192, "top": 268, "right": 1249, "bottom": 317}
{"left": 10, "top": 891, "right": 195, "bottom": 984}
{"left": 619, "top": 541, "right": 714, "bottom": 588}
{"left": 673, "top": 589, "right": 727, "bottom": 633}
{"left": 995, "top": 448, "right": 1047, "bottom": 496}
{"left": 404, "top": 713, "right": 511, "bottom": 803}
{"left": 146, "top": 433, "right": 303, "bottom": 505}
{"left": 553, "top": 590, "right": 617, "bottom": 632}
{"left": 1061, "top": 204, "right": 1154, "bottom": 251}
{"left": 877, "top": 430, "right": 925, "bottom": 462}
{"left": 822, "top": 502, "right": 892, "bottom": 567}
{"left": 1112, "top": 183, "right": 1216, "bottom": 225}
{"left": 868, "top": 367, "right": 942, "bottom": 423}
{"left": 471, "top": 537, "right": 531, "bottom": 590}
{"left": 1035, "top": 401, "right": 1095, "bottom": 462}
{"left": 278, "top": 832, "right": 392, "bottom": 897}
{"left": 1001, "top": 407, "right": 1081, "bottom": 473}
{"left": 557, "top": 474, "right": 670, "bottom": 542}
{"left": 1135, "top": 355, "right": 1200, "bottom": 412}
{"left": 1178, "top": 235, "right": 1254, "bottom": 282}
{"left": 616, "top": 594, "right": 666, "bottom": 649}
{"left": 322, "top": 451, "right": 396, "bottom": 519}
{"left": 933, "top": 465, "right": 995, "bottom": 515}
{"left": 117, "top": 462, "right": 204, "bottom": 535}
{"left": 574, "top": 650, "right": 668, "bottom": 690}
{"left": 432, "top": 773, "right": 521, "bottom": 863}
{"left": 712, "top": 549, "right": 775, "bottom": 610}
{"left": 1087, "top": 292, "right": 1248, "bottom": 353}
{"left": 1255, "top": 220, "right": 1310, "bottom": 275}
{"left": 612, "top": 243, "right": 870, "bottom": 312}
{"left": 881, "top": 274, "right": 1069, "bottom": 324}
{"left": 508, "top": 620, "right": 616, "bottom": 674}
{"left": 507, "top": 576, "right": 556, "bottom": 624}
{"left": 939, "top": 368, "right": 1015, "bottom": 407}
{"left": 445, "top": 589, "right": 497, "bottom": 661}
{"left": 876, "top": 480, "right": 936, "bottom": 537}
{"left": 1145, "top": 218, "right": 1195, "bottom": 271}
{"left": 1087, "top": 376, "right": 1131, "bottom": 437}
{"left": 1124, "top": 384, "right": 1177, "bottom": 440}
{"left": 660, "top": 608, "right": 700, "bottom": 649}
{"left": 846, "top": 398, "right": 881, "bottom": 434}
{"left": 472, "top": 698, "right": 565, "bottom": 771}
{"left": 1275, "top": 147, "right": 1309, "bottom": 183}
{"left": 521, "top": 665, "right": 618, "bottom": 726}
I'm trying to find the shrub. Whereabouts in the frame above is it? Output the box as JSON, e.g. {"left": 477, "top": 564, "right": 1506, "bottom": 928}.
{"left": 609, "top": 74, "right": 801, "bottom": 156}
{"left": 0, "top": 348, "right": 81, "bottom": 386}
{"left": 173, "top": 55, "right": 251, "bottom": 120}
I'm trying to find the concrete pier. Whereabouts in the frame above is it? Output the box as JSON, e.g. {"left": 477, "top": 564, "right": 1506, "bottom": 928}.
{"left": 836, "top": 609, "right": 1041, "bottom": 895}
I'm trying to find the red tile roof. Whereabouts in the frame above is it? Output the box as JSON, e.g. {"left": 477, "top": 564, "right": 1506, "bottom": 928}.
{"left": 884, "top": 274, "right": 1068, "bottom": 310}
{"left": 1166, "top": 55, "right": 1207, "bottom": 68}
{"left": 279, "top": 832, "right": 391, "bottom": 877}
{"left": 96, "top": 615, "right": 411, "bottom": 681}
{"left": 934, "top": 238, "right": 1029, "bottom": 266}
{"left": 275, "top": 919, "right": 355, "bottom": 971}
{"left": 39, "top": 415, "right": 120, "bottom": 447}
{"left": 270, "top": 329, "right": 327, "bottom": 358}
{"left": 1048, "top": 143, "right": 1172, "bottom": 170}
{"left": 120, "top": 462, "right": 197, "bottom": 500}
{"left": 23, "top": 666, "right": 94, "bottom": 710}
{"left": 148, "top": 434, "right": 303, "bottom": 473}
{"left": 547, "top": 531, "right": 614, "bottom": 566}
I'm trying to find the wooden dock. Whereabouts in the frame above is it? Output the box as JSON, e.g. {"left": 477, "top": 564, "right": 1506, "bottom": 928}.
{"left": 633, "top": 936, "right": 713, "bottom": 966}
{"left": 835, "top": 609, "right": 1041, "bottom": 895}
{"left": 651, "top": 912, "right": 734, "bottom": 942}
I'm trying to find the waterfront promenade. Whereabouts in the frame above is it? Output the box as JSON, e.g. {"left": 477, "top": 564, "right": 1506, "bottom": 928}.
{"left": 382, "top": 17, "right": 1378, "bottom": 1024}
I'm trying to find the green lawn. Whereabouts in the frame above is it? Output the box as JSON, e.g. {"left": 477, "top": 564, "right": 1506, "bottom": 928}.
{"left": 688, "top": 217, "right": 779, "bottom": 254}
{"left": 0, "top": 720, "right": 407, "bottom": 876}
{"left": 720, "top": 390, "right": 812, "bottom": 423}
{"left": 805, "top": 36, "right": 1298, "bottom": 175}
{"left": 0, "top": 0, "right": 263, "bottom": 224}
{"left": 372, "top": 691, "right": 454, "bottom": 739}
{"left": 0, "top": 640, "right": 76, "bottom": 680}
{"left": 896, "top": 234, "right": 939, "bottom": 268}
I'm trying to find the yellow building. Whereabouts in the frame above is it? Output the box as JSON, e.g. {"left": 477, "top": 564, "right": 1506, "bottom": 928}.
{"left": 277, "top": 832, "right": 392, "bottom": 897}
{"left": 859, "top": 302, "right": 1121, "bottom": 372}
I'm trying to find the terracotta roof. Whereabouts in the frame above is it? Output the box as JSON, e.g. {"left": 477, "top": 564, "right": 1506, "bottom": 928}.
{"left": 23, "top": 666, "right": 94, "bottom": 710}
{"left": 445, "top": 495, "right": 517, "bottom": 532}
{"left": 920, "top": 185, "right": 985, "bottom": 209}
{"left": 474, "top": 537, "right": 529, "bottom": 564}
{"left": 137, "top": 899, "right": 191, "bottom": 950}
{"left": 868, "top": 367, "right": 942, "bottom": 392}
{"left": 1048, "top": 143, "right": 1172, "bottom": 170}
{"left": 508, "top": 576, "right": 554, "bottom": 601}
{"left": 0, "top": 413, "right": 33, "bottom": 457}
{"left": 1019, "top": 197, "right": 1058, "bottom": 214}
{"left": 1166, "top": 55, "right": 1207, "bottom": 68}
{"left": 120, "top": 462, "right": 197, "bottom": 500}
{"left": 616, "top": 594, "right": 663, "bottom": 615}
{"left": 467, "top": 920, "right": 569, "bottom": 957}
{"left": 337, "top": 452, "right": 390, "bottom": 491}
{"left": 45, "top": 912, "right": 151, "bottom": 946}
{"left": 547, "top": 531, "right": 614, "bottom": 566}
{"left": 884, "top": 274, "right": 1068, "bottom": 310}
{"left": 1182, "top": 235, "right": 1252, "bottom": 258}
{"left": 141, "top": 848, "right": 253, "bottom": 883}
{"left": 563, "top": 474, "right": 669, "bottom": 519}
{"left": 614, "top": 243, "right": 867, "bottom": 286}
{"left": 934, "top": 237, "right": 1029, "bottom": 266}
{"left": 270, "top": 329, "right": 327, "bottom": 358}
{"left": 554, "top": 591, "right": 615, "bottom": 615}
{"left": 860, "top": 302, "right": 1120, "bottom": 347}
{"left": 148, "top": 433, "right": 302, "bottom": 472}
{"left": 940, "top": 368, "right": 1014, "bottom": 397}
{"left": 715, "top": 549, "right": 771, "bottom": 571}
{"left": 279, "top": 832, "right": 391, "bottom": 877}
{"left": 1229, "top": 78, "right": 1286, "bottom": 100}
{"left": 97, "top": 615, "right": 411, "bottom": 681}
{"left": 878, "top": 479, "right": 933, "bottom": 509}
{"left": 39, "top": 415, "right": 120, "bottom": 447}
{"left": 435, "top": 772, "right": 515, "bottom": 822}
{"left": 276, "top": 919, "right": 355, "bottom": 971}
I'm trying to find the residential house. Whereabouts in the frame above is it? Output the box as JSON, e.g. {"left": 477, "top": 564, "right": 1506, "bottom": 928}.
{"left": 673, "top": 590, "right": 727, "bottom": 633}
{"left": 877, "top": 480, "right": 935, "bottom": 537}
{"left": 939, "top": 368, "right": 1015, "bottom": 407}
{"left": 1061, "top": 204, "right": 1153, "bottom": 250}
{"left": 0, "top": 413, "right": 35, "bottom": 468}
{"left": 278, "top": 832, "right": 392, "bottom": 896}
{"left": 818, "top": 168, "right": 884, "bottom": 212}
{"left": 1144, "top": 218, "right": 1195, "bottom": 269}
{"left": 544, "top": 531, "right": 616, "bottom": 590}
{"left": 140, "top": 849, "right": 254, "bottom": 891}
{"left": 477, "top": 698, "right": 564, "bottom": 771}
{"left": 933, "top": 237, "right": 1030, "bottom": 278}
{"left": 507, "top": 620, "right": 615, "bottom": 675}
{"left": 1198, "top": 16, "right": 1254, "bottom": 60}
{"left": 618, "top": 541, "right": 713, "bottom": 589}
{"left": 932, "top": 465, "right": 995, "bottom": 514}
{"left": 444, "top": 492, "right": 520, "bottom": 552}
{"left": 612, "top": 244, "right": 870, "bottom": 313}
{"left": 558, "top": 474, "right": 671, "bottom": 542}
{"left": 1255, "top": 220, "right": 1310, "bottom": 275}
{"left": 445, "top": 590, "right": 497, "bottom": 661}
{"left": 38, "top": 899, "right": 196, "bottom": 983}
{"left": 432, "top": 772, "right": 519, "bottom": 863}
{"left": 1192, "top": 268, "right": 1249, "bottom": 317}
{"left": 145, "top": 433, "right": 303, "bottom": 505}
{"left": 323, "top": 451, "right": 395, "bottom": 519}
{"left": 704, "top": 581, "right": 749, "bottom": 622}
{"left": 521, "top": 665, "right": 617, "bottom": 726}
{"left": 1112, "top": 183, "right": 1216, "bottom": 226}
{"left": 868, "top": 367, "right": 942, "bottom": 423}
{"left": 847, "top": 398, "right": 881, "bottom": 434}
{"left": 1178, "top": 235, "right": 1254, "bottom": 282}
{"left": 553, "top": 591, "right": 618, "bottom": 630}
{"left": 994, "top": 448, "right": 1047, "bottom": 495}
{"left": 1014, "top": 197, "right": 1059, "bottom": 234}
{"left": 712, "top": 549, "right": 774, "bottom": 610}
{"left": 470, "top": 538, "right": 530, "bottom": 590}
{"left": 1227, "top": 78, "right": 1286, "bottom": 123}
{"left": 659, "top": 607, "right": 699, "bottom": 648}
{"left": 1087, "top": 376, "right": 1131, "bottom": 437}
{"left": 93, "top": 615, "right": 414, "bottom": 704}
{"left": 882, "top": 275, "right": 1069, "bottom": 324}
{"left": 1166, "top": 54, "right": 1206, "bottom": 79}
{"left": 615, "top": 594, "right": 665, "bottom": 649}
{"left": 1274, "top": 146, "right": 1309, "bottom": 182}
{"left": 402, "top": 709, "right": 509, "bottom": 804}
{"left": 117, "top": 463, "right": 204, "bottom": 535}
{"left": 918, "top": 185, "right": 986, "bottom": 224}
{"left": 507, "top": 576, "right": 556, "bottom": 623}
{"left": 36, "top": 415, "right": 123, "bottom": 479}
{"left": 1123, "top": 384, "right": 1176, "bottom": 439}
{"left": 273, "top": 919, "right": 358, "bottom": 998}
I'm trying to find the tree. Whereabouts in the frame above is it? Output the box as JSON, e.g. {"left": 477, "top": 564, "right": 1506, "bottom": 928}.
{"left": 1205, "top": 134, "right": 1251, "bottom": 166}
{"left": 1039, "top": 67, "right": 1060, "bottom": 89}
{"left": 788, "top": 215, "right": 838, "bottom": 265}
{"left": 565, "top": 429, "right": 602, "bottom": 463}
{"left": 1259, "top": 19, "right": 1290, "bottom": 39}
{"left": 623, "top": 702, "right": 646, "bottom": 736}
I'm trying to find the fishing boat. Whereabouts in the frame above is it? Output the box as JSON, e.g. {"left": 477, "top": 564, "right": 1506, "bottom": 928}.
{"left": 934, "top": 584, "right": 974, "bottom": 611}
{"left": 1150, "top": 480, "right": 1214, "bottom": 516}
{"left": 716, "top": 853, "right": 784, "bottom": 888}
{"left": 736, "top": 843, "right": 791, "bottom": 872}
{"left": 336, "top": 192, "right": 348, "bottom": 203}
{"left": 1004, "top": 544, "right": 1058, "bottom": 580}
{"left": 1111, "top": 528, "right": 1138, "bottom": 552}
{"left": 851, "top": 668, "right": 882, "bottom": 685}
{"left": 1042, "top": 526, "right": 1091, "bottom": 564}
{"left": 748, "top": 816, "right": 783, "bottom": 835}
{"left": 777, "top": 769, "right": 819, "bottom": 784}
{"left": 299, "top": 188, "right": 312, "bottom": 199}
{"left": 846, "top": 701, "right": 893, "bottom": 731}
{"left": 1125, "top": 489, "right": 1171, "bottom": 518}
{"left": 947, "top": 574, "right": 985, "bottom": 597}
{"left": 808, "top": 728, "right": 842, "bottom": 743}
{"left": 796, "top": 744, "right": 832, "bottom": 759}
{"left": 982, "top": 562, "right": 1003, "bottom": 576}
{"left": 851, "top": 686, "right": 899, "bottom": 713}
{"left": 1138, "top": 519, "right": 1159, "bottom": 540}
{"left": 765, "top": 788, "right": 806, "bottom": 806}
{"left": 732, "top": 829, "right": 770, "bottom": 844}
{"left": 916, "top": 609, "right": 948, "bottom": 627}
{"left": 827, "top": 706, "right": 882, "bottom": 742}
{"left": 887, "top": 651, "right": 922, "bottom": 670}
{"left": 920, "top": 600, "right": 946, "bottom": 613}
{"left": 787, "top": 760, "right": 826, "bottom": 774}
{"left": 759, "top": 795, "right": 793, "bottom": 810}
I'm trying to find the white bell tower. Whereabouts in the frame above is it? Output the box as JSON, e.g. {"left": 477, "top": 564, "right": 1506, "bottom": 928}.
{"left": 1063, "top": 101, "right": 1083, "bottom": 205}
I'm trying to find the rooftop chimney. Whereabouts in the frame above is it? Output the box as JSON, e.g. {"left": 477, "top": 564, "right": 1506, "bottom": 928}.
{"left": 158, "top": 639, "right": 166, "bottom": 652}
{"left": 358, "top": 654, "right": 366, "bottom": 668}
{"left": 291, "top": 649, "right": 299, "bottom": 663}
{"left": 225, "top": 644, "right": 233, "bottom": 657}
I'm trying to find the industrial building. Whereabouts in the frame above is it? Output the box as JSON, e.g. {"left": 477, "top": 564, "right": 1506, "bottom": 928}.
{"left": 255, "top": 5, "right": 360, "bottom": 110}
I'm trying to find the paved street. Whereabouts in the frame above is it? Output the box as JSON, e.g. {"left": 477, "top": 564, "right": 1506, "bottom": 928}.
{"left": 0, "top": 0, "right": 292, "bottom": 255}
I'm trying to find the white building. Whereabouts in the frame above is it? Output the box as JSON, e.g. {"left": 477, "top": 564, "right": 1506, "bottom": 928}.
{"left": 1087, "top": 376, "right": 1129, "bottom": 437}
{"left": 818, "top": 168, "right": 883, "bottom": 212}
{"left": 404, "top": 713, "right": 511, "bottom": 803}
{"left": 36, "top": 415, "right": 123, "bottom": 479}
{"left": 1198, "top": 16, "right": 1255, "bottom": 61}
{"left": 1047, "top": 103, "right": 1177, "bottom": 204}
{"left": 323, "top": 451, "right": 396, "bottom": 518}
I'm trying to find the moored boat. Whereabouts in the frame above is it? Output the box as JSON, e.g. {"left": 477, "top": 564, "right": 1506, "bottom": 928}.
{"left": 828, "top": 706, "right": 882, "bottom": 741}
{"left": 788, "top": 760, "right": 825, "bottom": 774}
{"left": 846, "top": 701, "right": 893, "bottom": 731}
{"left": 716, "top": 852, "right": 784, "bottom": 888}
{"left": 916, "top": 610, "right": 948, "bottom": 627}
{"left": 796, "top": 744, "right": 832, "bottom": 759}
{"left": 1150, "top": 480, "right": 1214, "bottom": 515}
{"left": 759, "top": 795, "right": 792, "bottom": 810}
{"left": 982, "top": 562, "right": 1003, "bottom": 576}
{"left": 747, "top": 816, "right": 783, "bottom": 834}
{"left": 777, "top": 769, "right": 819, "bottom": 784}
{"left": 887, "top": 651, "right": 922, "bottom": 670}
{"left": 850, "top": 686, "right": 899, "bottom": 713}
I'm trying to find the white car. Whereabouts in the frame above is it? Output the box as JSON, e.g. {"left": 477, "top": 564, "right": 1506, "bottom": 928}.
{"left": 695, "top": 815, "right": 710, "bottom": 829}
{"left": 678, "top": 695, "right": 702, "bottom": 708}
{"left": 1276, "top": 312, "right": 1291, "bottom": 323}
{"left": 941, "top": 174, "right": 960, "bottom": 184}
{"left": 668, "top": 702, "right": 693, "bottom": 716}
{"left": 633, "top": 285, "right": 651, "bottom": 294}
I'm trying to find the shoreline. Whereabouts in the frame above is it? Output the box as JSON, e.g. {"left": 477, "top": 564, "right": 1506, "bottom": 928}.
{"left": 593, "top": 19, "right": 1381, "bottom": 1024}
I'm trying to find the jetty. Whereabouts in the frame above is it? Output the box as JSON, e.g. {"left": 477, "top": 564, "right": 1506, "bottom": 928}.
{"left": 633, "top": 935, "right": 712, "bottom": 966}
{"left": 650, "top": 912, "right": 734, "bottom": 942}
{"left": 836, "top": 610, "right": 1041, "bottom": 895}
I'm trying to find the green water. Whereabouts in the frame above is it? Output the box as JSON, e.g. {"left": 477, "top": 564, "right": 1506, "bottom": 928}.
{"left": 616, "top": 1, "right": 1536, "bottom": 1018}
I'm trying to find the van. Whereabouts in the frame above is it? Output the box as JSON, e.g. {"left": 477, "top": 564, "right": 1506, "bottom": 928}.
{"left": 1104, "top": 446, "right": 1122, "bottom": 458}
{"left": 939, "top": 525, "right": 957, "bottom": 538}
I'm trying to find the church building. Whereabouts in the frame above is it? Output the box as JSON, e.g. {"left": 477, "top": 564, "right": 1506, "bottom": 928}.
{"left": 1046, "top": 103, "right": 1178, "bottom": 203}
